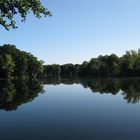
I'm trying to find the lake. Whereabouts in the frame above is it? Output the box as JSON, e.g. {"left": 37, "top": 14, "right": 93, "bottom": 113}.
{"left": 0, "top": 78, "right": 140, "bottom": 140}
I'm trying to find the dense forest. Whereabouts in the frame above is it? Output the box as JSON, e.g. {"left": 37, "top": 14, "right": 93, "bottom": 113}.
{"left": 0, "top": 45, "right": 140, "bottom": 78}
{"left": 44, "top": 50, "right": 140, "bottom": 78}
{"left": 0, "top": 44, "right": 44, "bottom": 79}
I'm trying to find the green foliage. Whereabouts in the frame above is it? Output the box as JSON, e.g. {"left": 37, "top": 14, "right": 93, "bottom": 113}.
{"left": 120, "top": 50, "right": 139, "bottom": 76}
{"left": 44, "top": 50, "right": 140, "bottom": 78}
{"left": 60, "top": 64, "right": 77, "bottom": 77}
{"left": 0, "top": 44, "right": 44, "bottom": 78}
{"left": 0, "top": 0, "right": 51, "bottom": 30}
{"left": 44, "top": 64, "right": 60, "bottom": 77}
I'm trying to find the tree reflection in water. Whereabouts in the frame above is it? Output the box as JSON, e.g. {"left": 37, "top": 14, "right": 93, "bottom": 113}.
{"left": 44, "top": 77, "right": 140, "bottom": 104}
{"left": 0, "top": 79, "right": 44, "bottom": 111}
{"left": 0, "top": 78, "right": 140, "bottom": 111}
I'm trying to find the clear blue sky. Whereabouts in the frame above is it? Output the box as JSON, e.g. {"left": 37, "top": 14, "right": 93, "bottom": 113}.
{"left": 1, "top": 0, "right": 140, "bottom": 64}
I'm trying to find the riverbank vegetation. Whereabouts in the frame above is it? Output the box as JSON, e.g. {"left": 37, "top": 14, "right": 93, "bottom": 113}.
{"left": 0, "top": 44, "right": 140, "bottom": 79}
{"left": 0, "top": 44, "right": 44, "bottom": 79}
{"left": 44, "top": 50, "right": 140, "bottom": 78}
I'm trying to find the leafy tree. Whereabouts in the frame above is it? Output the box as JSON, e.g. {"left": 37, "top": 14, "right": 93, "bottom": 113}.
{"left": 0, "top": 44, "right": 44, "bottom": 79}
{"left": 0, "top": 0, "right": 51, "bottom": 30}
{"left": 0, "top": 54, "right": 15, "bottom": 78}
{"left": 78, "top": 61, "right": 88, "bottom": 76}
{"left": 87, "top": 58, "right": 101, "bottom": 77}
{"left": 27, "top": 54, "right": 44, "bottom": 78}
{"left": 4, "top": 54, "right": 15, "bottom": 78}
{"left": 60, "top": 64, "right": 76, "bottom": 77}
{"left": 120, "top": 50, "right": 139, "bottom": 76}
{"left": 14, "top": 52, "right": 28, "bottom": 76}
{"left": 43, "top": 49, "right": 140, "bottom": 78}
{"left": 51, "top": 64, "right": 60, "bottom": 77}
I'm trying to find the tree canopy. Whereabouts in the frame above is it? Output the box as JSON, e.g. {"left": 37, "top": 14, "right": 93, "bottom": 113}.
{"left": 0, "top": 44, "right": 44, "bottom": 78}
{"left": 44, "top": 50, "right": 140, "bottom": 78}
{"left": 0, "top": 0, "right": 51, "bottom": 30}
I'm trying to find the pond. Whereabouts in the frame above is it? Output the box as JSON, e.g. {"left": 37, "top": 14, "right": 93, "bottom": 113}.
{"left": 0, "top": 78, "right": 140, "bottom": 140}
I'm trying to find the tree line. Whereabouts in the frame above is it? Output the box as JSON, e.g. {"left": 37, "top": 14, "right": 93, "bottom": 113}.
{"left": 0, "top": 44, "right": 140, "bottom": 78}
{"left": 44, "top": 50, "right": 140, "bottom": 78}
{"left": 0, "top": 44, "right": 44, "bottom": 79}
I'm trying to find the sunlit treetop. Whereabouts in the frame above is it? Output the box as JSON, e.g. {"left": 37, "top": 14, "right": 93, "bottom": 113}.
{"left": 0, "top": 0, "right": 51, "bottom": 30}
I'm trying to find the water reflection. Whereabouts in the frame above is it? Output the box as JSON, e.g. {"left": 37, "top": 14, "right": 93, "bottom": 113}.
{"left": 0, "top": 78, "right": 140, "bottom": 140}
{"left": 0, "top": 78, "right": 140, "bottom": 111}
{"left": 44, "top": 78, "right": 140, "bottom": 104}
{"left": 0, "top": 79, "right": 44, "bottom": 111}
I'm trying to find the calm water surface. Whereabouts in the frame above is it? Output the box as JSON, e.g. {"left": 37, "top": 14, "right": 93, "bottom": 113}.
{"left": 0, "top": 78, "right": 140, "bottom": 140}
